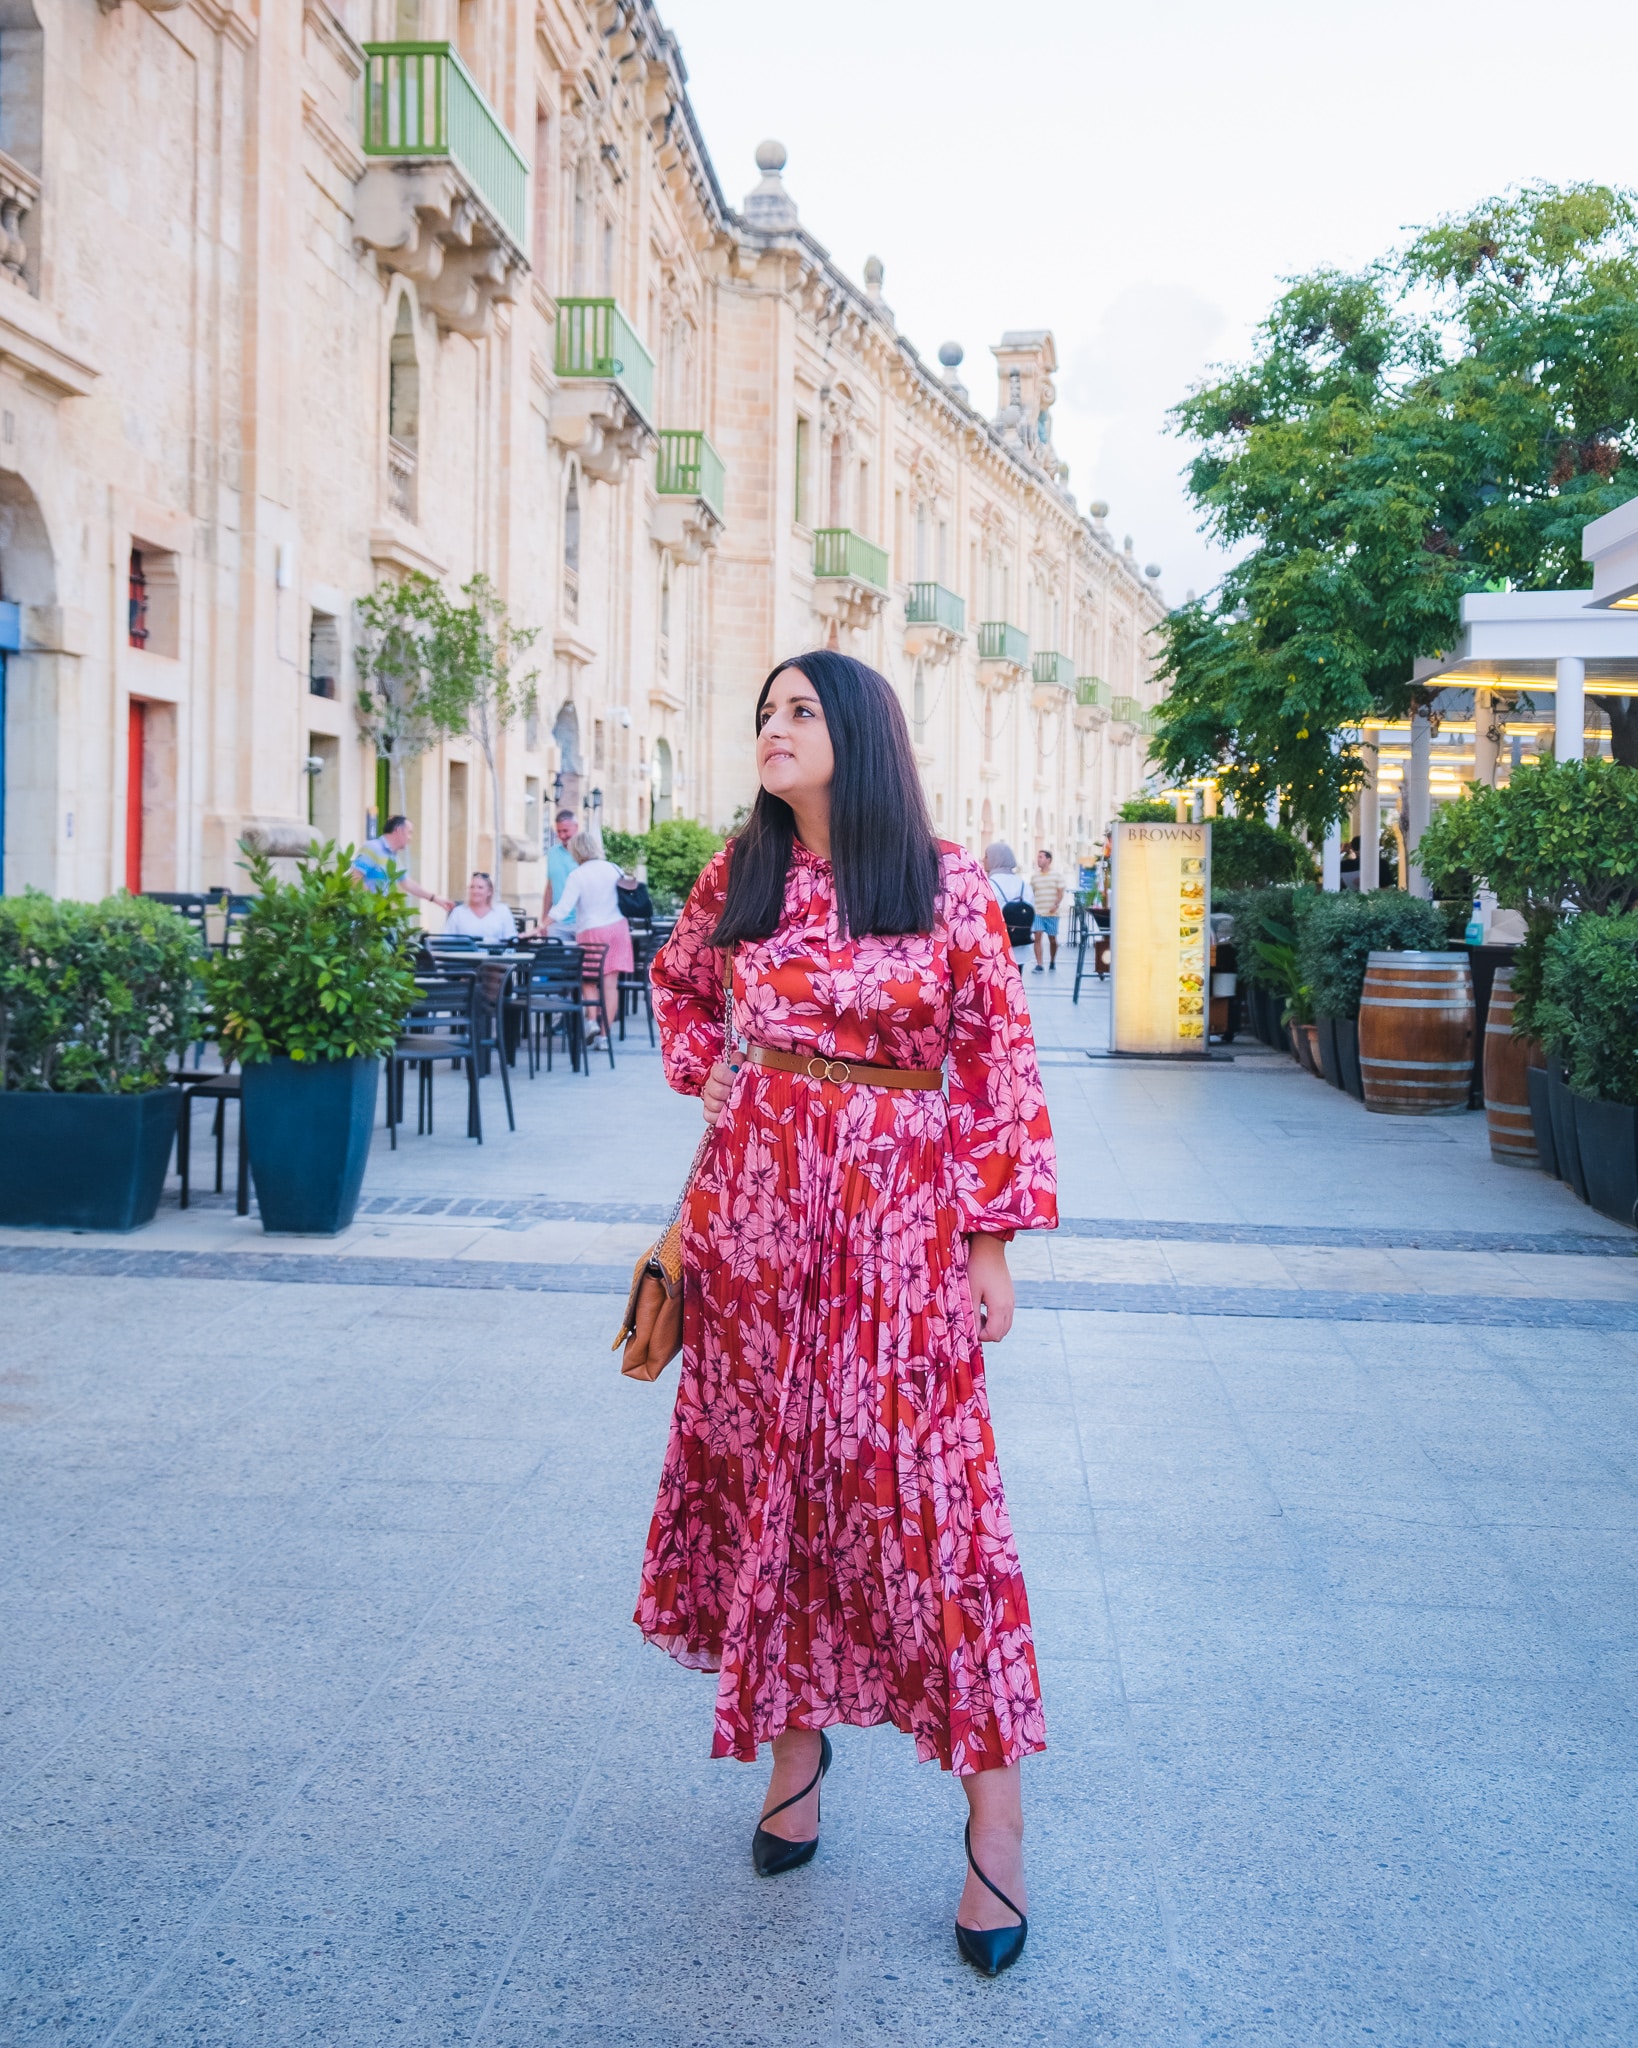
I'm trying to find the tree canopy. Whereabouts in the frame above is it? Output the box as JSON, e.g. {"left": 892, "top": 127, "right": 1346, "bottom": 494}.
{"left": 1152, "top": 184, "right": 1638, "bottom": 833}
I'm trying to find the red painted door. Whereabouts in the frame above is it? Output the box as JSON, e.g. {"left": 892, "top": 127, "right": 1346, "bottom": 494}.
{"left": 126, "top": 699, "right": 145, "bottom": 893}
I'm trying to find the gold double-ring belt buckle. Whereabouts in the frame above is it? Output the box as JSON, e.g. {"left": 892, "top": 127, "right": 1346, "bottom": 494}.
{"left": 804, "top": 1055, "right": 852, "bottom": 1085}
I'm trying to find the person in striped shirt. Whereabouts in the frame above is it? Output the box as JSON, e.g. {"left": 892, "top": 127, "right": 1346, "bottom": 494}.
{"left": 1030, "top": 848, "right": 1066, "bottom": 972}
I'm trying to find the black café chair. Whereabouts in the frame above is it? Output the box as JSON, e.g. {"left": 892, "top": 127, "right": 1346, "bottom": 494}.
{"left": 175, "top": 1068, "right": 249, "bottom": 1215}
{"left": 618, "top": 928, "right": 661, "bottom": 1047}
{"left": 574, "top": 941, "right": 615, "bottom": 1073}
{"left": 389, "top": 978, "right": 484, "bottom": 1145}
{"left": 517, "top": 944, "right": 585, "bottom": 1075}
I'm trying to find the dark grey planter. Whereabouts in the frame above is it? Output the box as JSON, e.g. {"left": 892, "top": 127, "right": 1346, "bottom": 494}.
{"left": 240, "top": 1056, "right": 380, "bottom": 1235}
{"left": 1317, "top": 1015, "right": 1344, "bottom": 1089}
{"left": 1526, "top": 1066, "right": 1559, "bottom": 1179}
{"left": 1335, "top": 1016, "right": 1364, "bottom": 1102}
{"left": 0, "top": 1086, "right": 181, "bottom": 1231}
{"left": 1547, "top": 1063, "right": 1588, "bottom": 1204}
{"left": 1573, "top": 1094, "right": 1638, "bottom": 1228}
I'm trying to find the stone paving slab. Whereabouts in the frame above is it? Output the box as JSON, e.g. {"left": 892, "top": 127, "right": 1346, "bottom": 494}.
{"left": 5, "top": 974, "right": 1637, "bottom": 2045}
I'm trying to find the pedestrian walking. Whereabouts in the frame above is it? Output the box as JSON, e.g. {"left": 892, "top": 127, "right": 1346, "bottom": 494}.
{"left": 350, "top": 815, "right": 453, "bottom": 913}
{"left": 544, "top": 830, "right": 632, "bottom": 1045}
{"left": 1029, "top": 847, "right": 1065, "bottom": 972}
{"left": 982, "top": 840, "right": 1035, "bottom": 953}
{"left": 641, "top": 652, "right": 1057, "bottom": 1976}
{"left": 539, "top": 808, "right": 579, "bottom": 932}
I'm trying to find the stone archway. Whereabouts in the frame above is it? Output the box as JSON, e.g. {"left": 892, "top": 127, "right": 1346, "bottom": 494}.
{"left": 0, "top": 468, "right": 58, "bottom": 895}
{"left": 552, "top": 698, "right": 583, "bottom": 815}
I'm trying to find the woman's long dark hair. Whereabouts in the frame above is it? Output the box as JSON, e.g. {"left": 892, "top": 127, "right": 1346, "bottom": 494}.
{"left": 710, "top": 651, "right": 942, "bottom": 944}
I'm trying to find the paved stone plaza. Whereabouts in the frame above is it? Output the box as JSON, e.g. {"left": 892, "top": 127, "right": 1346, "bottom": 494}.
{"left": 3, "top": 975, "right": 1637, "bottom": 2046}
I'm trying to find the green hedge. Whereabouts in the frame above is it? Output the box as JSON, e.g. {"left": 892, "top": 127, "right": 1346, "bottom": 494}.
{"left": 0, "top": 892, "right": 201, "bottom": 1093}
{"left": 1297, "top": 890, "right": 1450, "bottom": 1020}
{"left": 207, "top": 844, "right": 419, "bottom": 1064}
{"left": 1209, "top": 816, "right": 1318, "bottom": 890}
{"left": 1217, "top": 887, "right": 1307, "bottom": 990}
{"left": 1536, "top": 912, "right": 1638, "bottom": 1105}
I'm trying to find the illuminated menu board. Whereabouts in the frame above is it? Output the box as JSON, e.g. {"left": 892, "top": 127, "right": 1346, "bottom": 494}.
{"left": 1110, "top": 821, "right": 1212, "bottom": 1056}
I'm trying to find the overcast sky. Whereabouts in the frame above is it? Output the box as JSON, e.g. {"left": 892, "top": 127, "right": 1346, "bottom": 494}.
{"left": 660, "top": 0, "right": 1638, "bottom": 608}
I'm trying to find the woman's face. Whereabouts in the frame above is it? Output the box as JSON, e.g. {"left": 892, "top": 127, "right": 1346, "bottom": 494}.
{"left": 756, "top": 668, "right": 834, "bottom": 810}
{"left": 467, "top": 875, "right": 493, "bottom": 912}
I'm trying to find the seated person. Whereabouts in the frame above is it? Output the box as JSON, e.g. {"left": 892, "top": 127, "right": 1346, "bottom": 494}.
{"left": 443, "top": 871, "right": 517, "bottom": 942}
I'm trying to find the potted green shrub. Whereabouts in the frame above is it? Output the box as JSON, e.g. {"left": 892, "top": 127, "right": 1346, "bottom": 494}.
{"left": 1218, "top": 886, "right": 1308, "bottom": 1048}
{"left": 0, "top": 894, "right": 200, "bottom": 1229}
{"left": 1419, "top": 759, "right": 1638, "bottom": 1179}
{"left": 1297, "top": 891, "right": 1449, "bottom": 1102}
{"left": 1536, "top": 911, "right": 1638, "bottom": 1225}
{"left": 207, "top": 843, "right": 418, "bottom": 1234}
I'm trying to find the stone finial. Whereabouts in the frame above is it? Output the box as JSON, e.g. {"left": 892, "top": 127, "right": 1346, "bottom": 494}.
{"left": 1089, "top": 499, "right": 1110, "bottom": 521}
{"left": 743, "top": 141, "right": 799, "bottom": 232}
{"left": 1124, "top": 534, "right": 1135, "bottom": 554}
{"left": 1145, "top": 562, "right": 1162, "bottom": 581}
{"left": 864, "top": 255, "right": 884, "bottom": 297}
{"left": 938, "top": 340, "right": 968, "bottom": 402}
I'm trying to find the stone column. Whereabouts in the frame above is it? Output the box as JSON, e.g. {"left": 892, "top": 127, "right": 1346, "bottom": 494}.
{"left": 1322, "top": 819, "right": 1342, "bottom": 891}
{"left": 1357, "top": 735, "right": 1379, "bottom": 894}
{"left": 1555, "top": 657, "right": 1585, "bottom": 762}
{"left": 1472, "top": 688, "right": 1499, "bottom": 787}
{"left": 1407, "top": 703, "right": 1432, "bottom": 899}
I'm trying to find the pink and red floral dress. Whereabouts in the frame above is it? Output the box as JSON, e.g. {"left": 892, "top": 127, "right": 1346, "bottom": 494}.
{"left": 637, "top": 839, "right": 1057, "bottom": 1775}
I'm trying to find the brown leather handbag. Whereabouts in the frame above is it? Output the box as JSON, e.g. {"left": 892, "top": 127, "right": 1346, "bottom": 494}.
{"left": 612, "top": 948, "right": 734, "bottom": 1380}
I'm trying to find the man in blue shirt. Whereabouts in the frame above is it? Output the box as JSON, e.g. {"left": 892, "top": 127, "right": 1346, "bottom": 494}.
{"left": 539, "top": 807, "right": 578, "bottom": 930}
{"left": 351, "top": 815, "right": 453, "bottom": 912}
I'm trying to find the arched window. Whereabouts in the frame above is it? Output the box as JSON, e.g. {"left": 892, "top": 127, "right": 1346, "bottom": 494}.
{"left": 387, "top": 298, "right": 419, "bottom": 522}
{"left": 563, "top": 467, "right": 580, "bottom": 619}
{"left": 652, "top": 736, "right": 674, "bottom": 823}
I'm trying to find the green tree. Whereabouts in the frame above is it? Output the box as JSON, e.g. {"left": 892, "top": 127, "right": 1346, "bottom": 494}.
{"left": 431, "top": 575, "right": 539, "bottom": 878}
{"left": 354, "top": 575, "right": 471, "bottom": 817}
{"left": 644, "top": 819, "right": 723, "bottom": 908}
{"left": 1116, "top": 796, "right": 1176, "bottom": 823}
{"left": 1154, "top": 184, "right": 1638, "bottom": 822}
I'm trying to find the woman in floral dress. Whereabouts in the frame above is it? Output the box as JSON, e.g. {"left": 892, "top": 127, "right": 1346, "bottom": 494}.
{"left": 638, "top": 651, "right": 1057, "bottom": 1973}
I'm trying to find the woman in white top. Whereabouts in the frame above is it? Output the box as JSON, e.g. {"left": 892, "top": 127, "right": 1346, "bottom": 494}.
{"left": 545, "top": 830, "right": 632, "bottom": 1043}
{"left": 443, "top": 872, "right": 518, "bottom": 942}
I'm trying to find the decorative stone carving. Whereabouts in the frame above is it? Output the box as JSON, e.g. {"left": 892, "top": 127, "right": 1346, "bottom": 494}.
{"left": 549, "top": 382, "right": 650, "bottom": 485}
{"left": 240, "top": 818, "right": 322, "bottom": 858}
{"left": 812, "top": 575, "right": 887, "bottom": 636}
{"left": 354, "top": 164, "right": 525, "bottom": 340}
{"left": 0, "top": 152, "right": 36, "bottom": 290}
{"left": 651, "top": 494, "right": 721, "bottom": 564}
{"left": 903, "top": 618, "right": 960, "bottom": 666}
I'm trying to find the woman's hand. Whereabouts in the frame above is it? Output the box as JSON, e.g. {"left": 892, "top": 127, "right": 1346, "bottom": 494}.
{"left": 701, "top": 1060, "right": 735, "bottom": 1127}
{"left": 966, "top": 1233, "right": 1015, "bottom": 1342}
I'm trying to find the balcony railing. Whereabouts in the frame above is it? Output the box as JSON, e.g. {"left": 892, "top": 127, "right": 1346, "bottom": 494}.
{"left": 656, "top": 430, "right": 726, "bottom": 524}
{"left": 362, "top": 43, "right": 528, "bottom": 249}
{"left": 1032, "top": 650, "right": 1075, "bottom": 691}
{"left": 905, "top": 581, "right": 965, "bottom": 633}
{"left": 555, "top": 298, "right": 656, "bottom": 425}
{"left": 977, "top": 620, "right": 1029, "bottom": 667}
{"left": 1110, "top": 693, "right": 1144, "bottom": 726}
{"left": 814, "top": 528, "right": 889, "bottom": 591}
{"left": 1076, "top": 677, "right": 1111, "bottom": 709}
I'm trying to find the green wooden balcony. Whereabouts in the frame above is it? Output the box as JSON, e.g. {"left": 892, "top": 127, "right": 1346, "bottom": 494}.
{"left": 362, "top": 43, "right": 528, "bottom": 249}
{"left": 656, "top": 430, "right": 726, "bottom": 523}
{"left": 814, "top": 528, "right": 889, "bottom": 591}
{"left": 905, "top": 581, "right": 965, "bottom": 633}
{"left": 1110, "top": 693, "right": 1144, "bottom": 726}
{"left": 555, "top": 299, "right": 656, "bottom": 425}
{"left": 1032, "top": 650, "right": 1075, "bottom": 691}
{"left": 977, "top": 620, "right": 1030, "bottom": 667}
{"left": 1076, "top": 677, "right": 1111, "bottom": 709}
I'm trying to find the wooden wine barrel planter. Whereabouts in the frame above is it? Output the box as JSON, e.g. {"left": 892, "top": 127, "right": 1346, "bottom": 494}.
{"left": 1482, "top": 968, "right": 1544, "bottom": 1164}
{"left": 1358, "top": 951, "right": 1474, "bottom": 1115}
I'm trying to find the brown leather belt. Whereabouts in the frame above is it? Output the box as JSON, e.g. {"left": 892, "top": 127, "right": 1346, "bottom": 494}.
{"left": 747, "top": 1044, "right": 943, "bottom": 1091}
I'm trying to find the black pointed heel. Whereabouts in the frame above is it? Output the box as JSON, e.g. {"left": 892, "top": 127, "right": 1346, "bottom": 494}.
{"left": 751, "top": 1731, "right": 832, "bottom": 1876}
{"left": 954, "top": 1820, "right": 1028, "bottom": 1976}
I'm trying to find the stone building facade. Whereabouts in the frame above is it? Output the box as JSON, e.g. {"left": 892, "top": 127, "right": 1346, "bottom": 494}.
{"left": 3, "top": 0, "right": 1166, "bottom": 907}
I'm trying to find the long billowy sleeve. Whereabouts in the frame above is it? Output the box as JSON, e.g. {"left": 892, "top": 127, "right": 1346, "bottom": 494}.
{"left": 651, "top": 847, "right": 732, "bottom": 1097}
{"left": 943, "top": 851, "right": 1058, "bottom": 1237}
